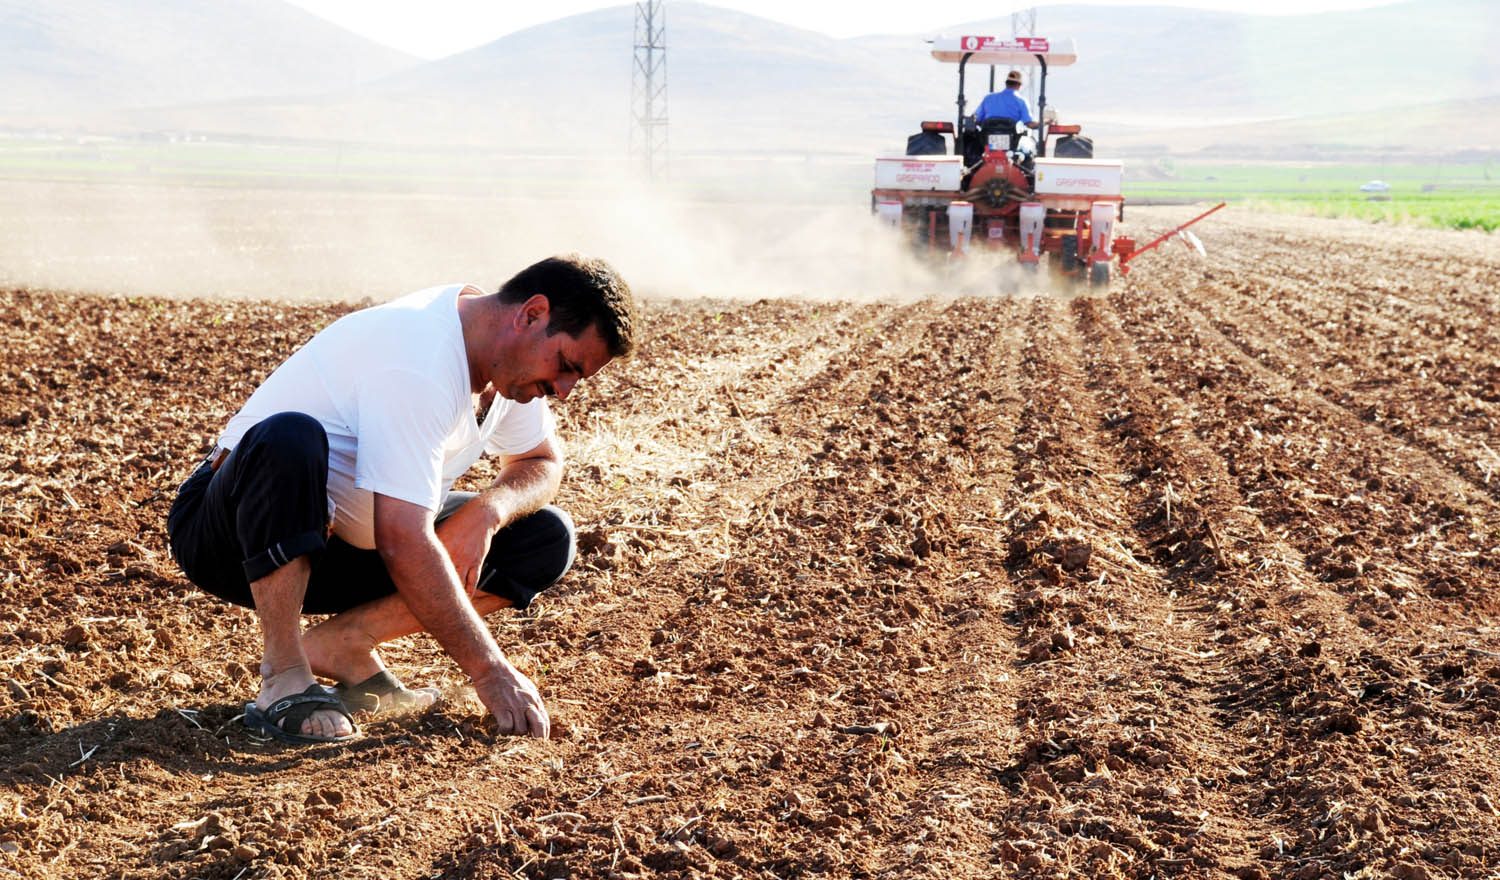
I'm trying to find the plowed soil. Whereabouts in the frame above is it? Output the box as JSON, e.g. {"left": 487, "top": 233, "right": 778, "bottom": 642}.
{"left": 3, "top": 210, "right": 1500, "bottom": 880}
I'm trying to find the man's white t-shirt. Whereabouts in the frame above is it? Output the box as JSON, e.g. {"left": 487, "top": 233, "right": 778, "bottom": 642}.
{"left": 218, "top": 284, "right": 553, "bottom": 549}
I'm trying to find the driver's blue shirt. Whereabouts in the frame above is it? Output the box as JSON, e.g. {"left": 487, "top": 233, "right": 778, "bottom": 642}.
{"left": 974, "top": 88, "right": 1032, "bottom": 124}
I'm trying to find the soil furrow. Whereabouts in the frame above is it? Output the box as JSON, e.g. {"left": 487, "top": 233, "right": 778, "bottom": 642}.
{"left": 449, "top": 298, "right": 1027, "bottom": 879}
{"left": 1181, "top": 273, "right": 1500, "bottom": 500}
{"left": 1073, "top": 287, "right": 1482, "bottom": 877}
{"left": 1177, "top": 213, "right": 1500, "bottom": 334}
{"left": 985, "top": 292, "right": 1292, "bottom": 876}
{"left": 1116, "top": 286, "right": 1500, "bottom": 617}
{"left": 1250, "top": 275, "right": 1500, "bottom": 407}
{"left": 1070, "top": 292, "right": 1317, "bottom": 874}
{"left": 425, "top": 299, "right": 962, "bottom": 878}
{"left": 1107, "top": 282, "right": 1500, "bottom": 878}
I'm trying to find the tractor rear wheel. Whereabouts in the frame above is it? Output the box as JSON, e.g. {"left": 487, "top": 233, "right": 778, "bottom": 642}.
{"left": 1089, "top": 261, "right": 1110, "bottom": 288}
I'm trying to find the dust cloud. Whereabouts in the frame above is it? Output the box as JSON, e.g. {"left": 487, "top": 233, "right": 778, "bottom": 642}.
{"left": 0, "top": 177, "right": 1066, "bottom": 305}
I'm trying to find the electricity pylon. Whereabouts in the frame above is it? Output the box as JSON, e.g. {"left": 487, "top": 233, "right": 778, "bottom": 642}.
{"left": 630, "top": 1, "right": 668, "bottom": 181}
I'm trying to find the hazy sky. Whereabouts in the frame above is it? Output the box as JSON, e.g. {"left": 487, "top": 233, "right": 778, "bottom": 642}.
{"left": 288, "top": 0, "right": 1397, "bottom": 59}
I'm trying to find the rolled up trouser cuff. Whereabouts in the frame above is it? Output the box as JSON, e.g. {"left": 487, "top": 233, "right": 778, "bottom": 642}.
{"left": 242, "top": 528, "right": 328, "bottom": 583}
{"left": 223, "top": 413, "right": 331, "bottom": 583}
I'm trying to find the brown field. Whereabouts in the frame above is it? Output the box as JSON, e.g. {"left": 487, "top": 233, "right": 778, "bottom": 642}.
{"left": 3, "top": 210, "right": 1500, "bottom": 880}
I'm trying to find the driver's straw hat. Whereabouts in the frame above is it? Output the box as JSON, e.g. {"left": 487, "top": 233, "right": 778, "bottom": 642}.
{"left": 1005, "top": 69, "right": 1022, "bottom": 85}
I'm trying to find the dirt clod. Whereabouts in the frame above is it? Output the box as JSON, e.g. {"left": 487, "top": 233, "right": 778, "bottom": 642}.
{"left": 1058, "top": 542, "right": 1092, "bottom": 572}
{"left": 60, "top": 624, "right": 91, "bottom": 647}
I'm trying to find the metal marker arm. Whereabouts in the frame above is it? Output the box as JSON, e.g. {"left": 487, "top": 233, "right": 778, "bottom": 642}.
{"left": 1119, "top": 202, "right": 1227, "bottom": 273}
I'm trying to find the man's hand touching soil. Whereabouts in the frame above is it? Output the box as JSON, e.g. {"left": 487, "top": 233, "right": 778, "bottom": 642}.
{"left": 475, "top": 659, "right": 550, "bottom": 738}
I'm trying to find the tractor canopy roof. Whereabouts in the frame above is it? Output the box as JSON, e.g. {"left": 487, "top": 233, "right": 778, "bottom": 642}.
{"left": 929, "top": 36, "right": 1077, "bottom": 66}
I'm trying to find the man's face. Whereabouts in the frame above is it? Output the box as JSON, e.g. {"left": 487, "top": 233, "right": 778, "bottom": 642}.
{"left": 499, "top": 309, "right": 613, "bottom": 404}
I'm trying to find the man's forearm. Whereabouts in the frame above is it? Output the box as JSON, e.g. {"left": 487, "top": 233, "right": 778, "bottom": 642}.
{"left": 472, "top": 458, "right": 562, "bottom": 530}
{"left": 379, "top": 528, "right": 508, "bottom": 679}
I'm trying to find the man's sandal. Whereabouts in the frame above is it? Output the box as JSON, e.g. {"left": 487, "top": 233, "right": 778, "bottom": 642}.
{"left": 243, "top": 684, "right": 360, "bottom": 745}
{"left": 335, "top": 670, "right": 442, "bottom": 715}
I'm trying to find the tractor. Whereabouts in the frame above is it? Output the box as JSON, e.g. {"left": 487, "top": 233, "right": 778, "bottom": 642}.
{"left": 872, "top": 35, "right": 1221, "bottom": 285}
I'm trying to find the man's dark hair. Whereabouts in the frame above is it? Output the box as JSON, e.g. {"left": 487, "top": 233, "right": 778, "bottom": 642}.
{"left": 497, "top": 254, "right": 637, "bottom": 358}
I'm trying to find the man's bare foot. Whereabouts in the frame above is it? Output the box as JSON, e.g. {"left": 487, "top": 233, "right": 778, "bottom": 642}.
{"left": 256, "top": 665, "right": 355, "bottom": 739}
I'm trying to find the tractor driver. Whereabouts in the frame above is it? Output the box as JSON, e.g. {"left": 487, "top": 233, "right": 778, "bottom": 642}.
{"left": 974, "top": 69, "right": 1040, "bottom": 130}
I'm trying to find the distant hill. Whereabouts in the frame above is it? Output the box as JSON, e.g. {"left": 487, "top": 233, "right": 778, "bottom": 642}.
{"left": 0, "top": 0, "right": 416, "bottom": 115}
{"left": 109, "top": 3, "right": 939, "bottom": 150}
{"left": 368, "top": 3, "right": 939, "bottom": 150}
{"left": 10, "top": 0, "right": 1499, "bottom": 159}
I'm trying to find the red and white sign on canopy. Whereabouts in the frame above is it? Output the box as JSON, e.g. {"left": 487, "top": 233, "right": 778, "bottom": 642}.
{"left": 929, "top": 36, "right": 1078, "bottom": 67}
{"left": 960, "top": 36, "right": 1048, "bottom": 52}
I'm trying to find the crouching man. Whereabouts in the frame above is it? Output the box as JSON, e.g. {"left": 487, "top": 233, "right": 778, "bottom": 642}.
{"left": 166, "top": 255, "right": 636, "bottom": 743}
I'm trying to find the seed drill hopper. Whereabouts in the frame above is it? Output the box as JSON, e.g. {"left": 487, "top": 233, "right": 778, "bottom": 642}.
{"left": 871, "top": 36, "right": 1221, "bottom": 285}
